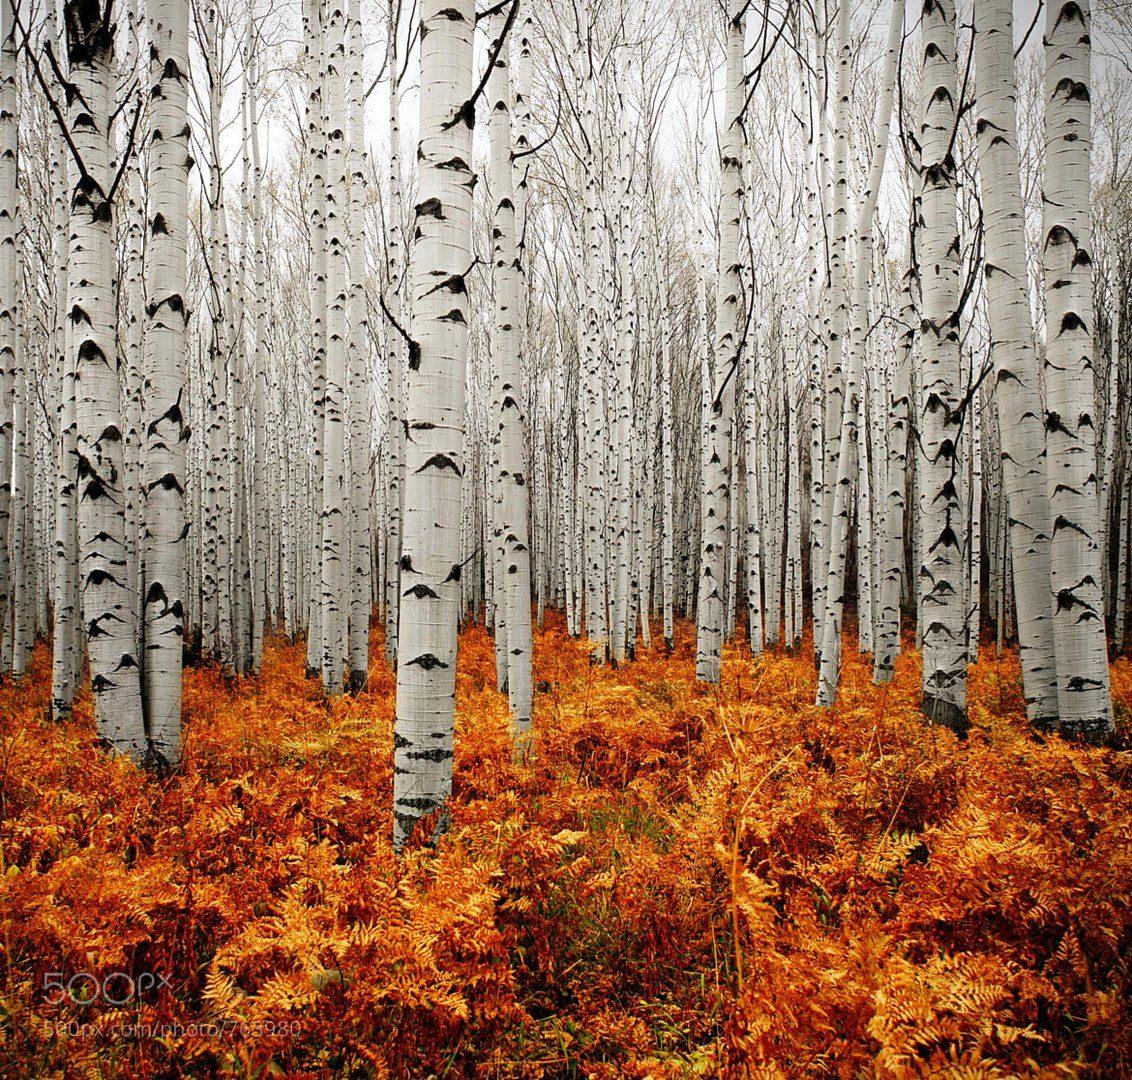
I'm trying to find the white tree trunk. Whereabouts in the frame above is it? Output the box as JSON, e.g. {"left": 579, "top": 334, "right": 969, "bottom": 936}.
{"left": 248, "top": 21, "right": 268, "bottom": 675}
{"left": 487, "top": 6, "right": 533, "bottom": 748}
{"left": 0, "top": 10, "right": 18, "bottom": 669}
{"left": 346, "top": 0, "right": 370, "bottom": 692}
{"left": 654, "top": 232, "right": 675, "bottom": 651}
{"left": 1042, "top": 0, "right": 1113, "bottom": 742}
{"left": 580, "top": 59, "right": 608, "bottom": 660}
{"left": 304, "top": 0, "right": 328, "bottom": 676}
{"left": 320, "top": 0, "right": 348, "bottom": 694}
{"left": 392, "top": 0, "right": 475, "bottom": 851}
{"left": 67, "top": 5, "right": 147, "bottom": 760}
{"left": 49, "top": 0, "right": 81, "bottom": 719}
{"left": 695, "top": 1, "right": 744, "bottom": 684}
{"left": 383, "top": 0, "right": 404, "bottom": 670}
{"left": 814, "top": 0, "right": 851, "bottom": 668}
{"left": 816, "top": 0, "right": 901, "bottom": 706}
{"left": 141, "top": 0, "right": 191, "bottom": 767}
{"left": 915, "top": 0, "right": 968, "bottom": 734}
{"left": 972, "top": 0, "right": 1060, "bottom": 728}
{"left": 744, "top": 343, "right": 763, "bottom": 655}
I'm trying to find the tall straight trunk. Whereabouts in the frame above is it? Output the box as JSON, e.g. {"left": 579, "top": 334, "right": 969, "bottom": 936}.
{"left": 580, "top": 60, "right": 607, "bottom": 659}
{"left": 695, "top": 0, "right": 744, "bottom": 684}
{"left": 786, "top": 379, "right": 804, "bottom": 648}
{"left": 7, "top": 356, "right": 28, "bottom": 676}
{"left": 140, "top": 0, "right": 190, "bottom": 766}
{"left": 634, "top": 347, "right": 652, "bottom": 649}
{"left": 1042, "top": 0, "right": 1112, "bottom": 742}
{"left": 304, "top": 0, "right": 328, "bottom": 675}
{"left": 66, "top": 2, "right": 147, "bottom": 759}
{"left": 203, "top": 238, "right": 227, "bottom": 660}
{"left": 0, "top": 9, "right": 17, "bottom": 662}
{"left": 489, "top": 266, "right": 509, "bottom": 687}
{"left": 248, "top": 23, "right": 268, "bottom": 674}
{"left": 814, "top": 0, "right": 851, "bottom": 667}
{"left": 874, "top": 223, "right": 917, "bottom": 682}
{"left": 383, "top": 0, "right": 404, "bottom": 670}
{"left": 49, "top": 2, "right": 81, "bottom": 719}
{"left": 767, "top": 378, "right": 785, "bottom": 645}
{"left": 320, "top": 0, "right": 348, "bottom": 694}
{"left": 967, "top": 373, "right": 982, "bottom": 656}
{"left": 816, "top": 0, "right": 901, "bottom": 706}
{"left": 972, "top": 0, "right": 1059, "bottom": 728}
{"left": 915, "top": 0, "right": 968, "bottom": 734}
{"left": 119, "top": 0, "right": 145, "bottom": 671}
{"left": 653, "top": 231, "right": 675, "bottom": 650}
{"left": 487, "top": 5, "right": 533, "bottom": 748}
{"left": 858, "top": 388, "right": 875, "bottom": 654}
{"left": 1116, "top": 468, "right": 1130, "bottom": 653}
{"left": 744, "top": 344, "right": 763, "bottom": 655}
{"left": 610, "top": 71, "right": 634, "bottom": 665}
{"left": 1099, "top": 288, "right": 1118, "bottom": 614}
{"left": 392, "top": 0, "right": 474, "bottom": 852}
{"left": 228, "top": 128, "right": 250, "bottom": 675}
{"left": 203, "top": 0, "right": 230, "bottom": 665}
{"left": 489, "top": 359, "right": 508, "bottom": 687}
{"left": 346, "top": 0, "right": 370, "bottom": 691}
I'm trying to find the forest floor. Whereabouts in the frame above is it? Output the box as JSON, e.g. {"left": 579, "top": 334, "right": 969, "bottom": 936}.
{"left": 0, "top": 614, "right": 1130, "bottom": 1078}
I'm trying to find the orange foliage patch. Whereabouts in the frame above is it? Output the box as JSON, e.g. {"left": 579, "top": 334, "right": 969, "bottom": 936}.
{"left": 0, "top": 617, "right": 1129, "bottom": 1077}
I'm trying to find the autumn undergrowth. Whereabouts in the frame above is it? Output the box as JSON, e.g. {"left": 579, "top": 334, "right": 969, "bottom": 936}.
{"left": 0, "top": 614, "right": 1129, "bottom": 1077}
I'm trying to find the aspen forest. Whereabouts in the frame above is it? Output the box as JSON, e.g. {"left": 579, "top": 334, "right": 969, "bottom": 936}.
{"left": 2, "top": 0, "right": 1132, "bottom": 1074}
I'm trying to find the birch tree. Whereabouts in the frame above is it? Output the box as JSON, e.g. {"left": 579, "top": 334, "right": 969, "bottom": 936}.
{"left": 1043, "top": 0, "right": 1113, "bottom": 742}
{"left": 345, "top": 0, "right": 369, "bottom": 692}
{"left": 914, "top": 0, "right": 968, "bottom": 735}
{"left": 972, "top": 0, "right": 1060, "bottom": 729}
{"left": 695, "top": 0, "right": 743, "bottom": 684}
{"left": 0, "top": 1, "right": 19, "bottom": 672}
{"left": 815, "top": 0, "right": 902, "bottom": 707}
{"left": 392, "top": 0, "right": 475, "bottom": 851}
{"left": 320, "top": 0, "right": 347, "bottom": 695}
{"left": 383, "top": 0, "right": 404, "bottom": 670}
{"left": 140, "top": 0, "right": 191, "bottom": 766}
{"left": 47, "top": 1, "right": 82, "bottom": 720}
{"left": 65, "top": 0, "right": 147, "bottom": 759}
{"left": 487, "top": 1, "right": 533, "bottom": 748}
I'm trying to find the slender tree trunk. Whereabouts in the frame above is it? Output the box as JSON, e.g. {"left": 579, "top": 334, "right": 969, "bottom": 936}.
{"left": 49, "top": 2, "right": 81, "bottom": 719}
{"left": 487, "top": 5, "right": 533, "bottom": 749}
{"left": 248, "top": 21, "right": 268, "bottom": 675}
{"left": 816, "top": 0, "right": 901, "bottom": 706}
{"left": 139, "top": 0, "right": 190, "bottom": 766}
{"left": 0, "top": 9, "right": 18, "bottom": 667}
{"left": 744, "top": 342, "right": 763, "bottom": 655}
{"left": 66, "top": 2, "right": 147, "bottom": 759}
{"left": 320, "top": 0, "right": 347, "bottom": 694}
{"left": 1042, "top": 0, "right": 1112, "bottom": 742}
{"left": 304, "top": 0, "right": 328, "bottom": 677}
{"left": 8, "top": 355, "right": 28, "bottom": 677}
{"left": 874, "top": 223, "right": 917, "bottom": 682}
{"left": 653, "top": 232, "right": 675, "bottom": 651}
{"left": 814, "top": 0, "right": 851, "bottom": 669}
{"left": 346, "top": 0, "right": 370, "bottom": 692}
{"left": 972, "top": 0, "right": 1060, "bottom": 728}
{"left": 392, "top": 0, "right": 475, "bottom": 852}
{"left": 695, "top": 0, "right": 744, "bottom": 684}
{"left": 383, "top": 0, "right": 404, "bottom": 671}
{"left": 915, "top": 0, "right": 968, "bottom": 735}
{"left": 118, "top": 0, "right": 145, "bottom": 678}
{"left": 580, "top": 49, "right": 607, "bottom": 661}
